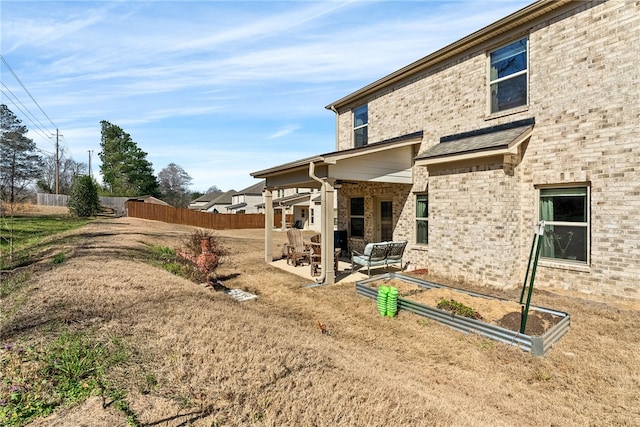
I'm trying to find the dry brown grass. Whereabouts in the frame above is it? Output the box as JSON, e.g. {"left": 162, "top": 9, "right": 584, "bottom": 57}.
{"left": 2, "top": 215, "right": 639, "bottom": 426}
{"left": 1, "top": 203, "right": 70, "bottom": 217}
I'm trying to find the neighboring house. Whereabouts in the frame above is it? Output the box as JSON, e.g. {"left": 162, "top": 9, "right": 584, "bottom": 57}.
{"left": 252, "top": 0, "right": 640, "bottom": 299}
{"left": 255, "top": 187, "right": 333, "bottom": 232}
{"left": 188, "top": 190, "right": 235, "bottom": 213}
{"left": 226, "top": 181, "right": 266, "bottom": 214}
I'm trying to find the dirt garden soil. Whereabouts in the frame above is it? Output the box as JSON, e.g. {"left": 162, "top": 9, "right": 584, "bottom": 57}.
{"left": 2, "top": 213, "right": 639, "bottom": 426}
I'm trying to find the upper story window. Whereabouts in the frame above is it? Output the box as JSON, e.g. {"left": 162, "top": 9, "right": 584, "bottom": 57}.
{"left": 489, "top": 38, "right": 528, "bottom": 114}
{"left": 353, "top": 105, "right": 368, "bottom": 147}
{"left": 539, "top": 187, "right": 589, "bottom": 263}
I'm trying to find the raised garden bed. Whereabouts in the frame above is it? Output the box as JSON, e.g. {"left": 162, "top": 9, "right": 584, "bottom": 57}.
{"left": 356, "top": 273, "right": 570, "bottom": 356}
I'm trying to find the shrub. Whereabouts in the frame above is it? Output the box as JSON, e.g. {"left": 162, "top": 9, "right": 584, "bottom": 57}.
{"left": 181, "top": 229, "right": 227, "bottom": 260}
{"left": 178, "top": 230, "right": 227, "bottom": 282}
{"left": 67, "top": 175, "right": 100, "bottom": 218}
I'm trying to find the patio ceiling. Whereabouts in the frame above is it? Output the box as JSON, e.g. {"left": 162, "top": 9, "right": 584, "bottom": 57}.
{"left": 251, "top": 131, "right": 423, "bottom": 189}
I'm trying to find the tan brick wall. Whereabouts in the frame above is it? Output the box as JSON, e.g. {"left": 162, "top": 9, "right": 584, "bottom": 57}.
{"left": 337, "top": 183, "right": 412, "bottom": 254}
{"left": 334, "top": 0, "right": 640, "bottom": 299}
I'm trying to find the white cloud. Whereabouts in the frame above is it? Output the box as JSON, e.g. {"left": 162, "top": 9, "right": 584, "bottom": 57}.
{"left": 1, "top": 0, "right": 532, "bottom": 193}
{"left": 267, "top": 125, "right": 301, "bottom": 140}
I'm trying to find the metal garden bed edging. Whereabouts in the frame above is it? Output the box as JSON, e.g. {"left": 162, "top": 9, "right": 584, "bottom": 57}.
{"left": 356, "top": 273, "right": 570, "bottom": 356}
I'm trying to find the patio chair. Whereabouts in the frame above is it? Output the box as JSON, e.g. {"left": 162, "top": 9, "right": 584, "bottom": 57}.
{"left": 285, "top": 228, "right": 311, "bottom": 266}
{"left": 309, "top": 234, "right": 341, "bottom": 277}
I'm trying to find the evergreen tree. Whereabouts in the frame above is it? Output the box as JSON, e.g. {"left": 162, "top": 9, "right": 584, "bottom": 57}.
{"left": 98, "top": 120, "right": 159, "bottom": 197}
{"left": 0, "top": 104, "right": 43, "bottom": 204}
{"left": 67, "top": 174, "right": 100, "bottom": 217}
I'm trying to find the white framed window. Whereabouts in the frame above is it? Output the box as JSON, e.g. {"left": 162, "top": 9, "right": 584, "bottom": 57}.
{"left": 539, "top": 186, "right": 589, "bottom": 263}
{"left": 310, "top": 208, "right": 315, "bottom": 225}
{"left": 350, "top": 197, "right": 364, "bottom": 238}
{"left": 416, "top": 194, "right": 428, "bottom": 245}
{"left": 353, "top": 105, "right": 368, "bottom": 147}
{"left": 489, "top": 38, "right": 528, "bottom": 113}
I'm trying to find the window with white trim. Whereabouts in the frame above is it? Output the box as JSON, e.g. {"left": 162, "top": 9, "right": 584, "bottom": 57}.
{"left": 353, "top": 105, "right": 368, "bottom": 147}
{"left": 350, "top": 197, "right": 364, "bottom": 238}
{"left": 416, "top": 194, "right": 428, "bottom": 245}
{"left": 539, "top": 187, "right": 589, "bottom": 263}
{"left": 489, "top": 38, "right": 528, "bottom": 113}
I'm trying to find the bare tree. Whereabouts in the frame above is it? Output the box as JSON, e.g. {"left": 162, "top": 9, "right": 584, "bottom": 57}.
{"left": 37, "top": 147, "right": 87, "bottom": 194}
{"left": 158, "top": 163, "right": 193, "bottom": 208}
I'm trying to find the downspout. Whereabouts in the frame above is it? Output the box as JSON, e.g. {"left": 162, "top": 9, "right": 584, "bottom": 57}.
{"left": 309, "top": 162, "right": 329, "bottom": 284}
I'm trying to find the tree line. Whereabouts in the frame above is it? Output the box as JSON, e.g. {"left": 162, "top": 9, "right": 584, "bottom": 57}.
{"left": 0, "top": 104, "right": 216, "bottom": 213}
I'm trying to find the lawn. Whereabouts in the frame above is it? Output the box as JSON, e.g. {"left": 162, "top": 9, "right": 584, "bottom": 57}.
{"left": 1, "top": 208, "right": 639, "bottom": 426}
{"left": 0, "top": 216, "right": 89, "bottom": 250}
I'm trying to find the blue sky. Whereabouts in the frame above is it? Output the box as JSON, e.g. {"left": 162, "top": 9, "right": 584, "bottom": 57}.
{"left": 1, "top": 0, "right": 532, "bottom": 193}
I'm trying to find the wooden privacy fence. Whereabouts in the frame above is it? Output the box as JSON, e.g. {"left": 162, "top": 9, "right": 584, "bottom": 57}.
{"left": 126, "top": 201, "right": 287, "bottom": 230}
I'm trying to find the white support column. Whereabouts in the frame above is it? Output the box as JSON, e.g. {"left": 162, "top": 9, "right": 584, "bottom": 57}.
{"left": 264, "top": 188, "right": 273, "bottom": 262}
{"left": 308, "top": 161, "right": 336, "bottom": 285}
{"left": 323, "top": 181, "right": 336, "bottom": 284}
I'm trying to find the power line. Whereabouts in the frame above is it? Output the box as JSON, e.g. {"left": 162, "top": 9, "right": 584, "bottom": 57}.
{"left": 0, "top": 55, "right": 69, "bottom": 194}
{"left": 0, "top": 83, "right": 56, "bottom": 144}
{"left": 0, "top": 54, "right": 57, "bottom": 129}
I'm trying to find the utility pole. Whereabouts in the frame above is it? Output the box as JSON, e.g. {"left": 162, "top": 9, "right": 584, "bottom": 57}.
{"left": 55, "top": 128, "right": 59, "bottom": 194}
{"left": 88, "top": 149, "right": 93, "bottom": 177}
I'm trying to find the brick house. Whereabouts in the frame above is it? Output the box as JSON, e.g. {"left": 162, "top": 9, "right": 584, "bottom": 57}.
{"left": 252, "top": 0, "right": 639, "bottom": 299}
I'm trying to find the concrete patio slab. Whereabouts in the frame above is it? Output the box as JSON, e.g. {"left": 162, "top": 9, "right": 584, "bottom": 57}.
{"left": 269, "top": 257, "right": 370, "bottom": 284}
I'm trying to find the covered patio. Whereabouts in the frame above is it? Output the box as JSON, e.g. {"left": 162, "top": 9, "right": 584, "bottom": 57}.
{"left": 251, "top": 131, "right": 422, "bottom": 285}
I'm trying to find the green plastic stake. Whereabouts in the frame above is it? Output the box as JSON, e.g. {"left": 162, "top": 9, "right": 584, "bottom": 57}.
{"left": 520, "top": 221, "right": 544, "bottom": 334}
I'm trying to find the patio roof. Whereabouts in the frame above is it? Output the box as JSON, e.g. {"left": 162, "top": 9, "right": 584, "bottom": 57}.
{"left": 251, "top": 131, "right": 423, "bottom": 188}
